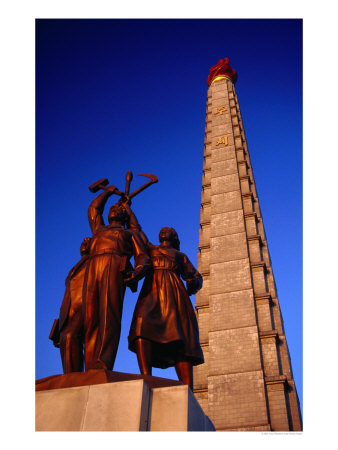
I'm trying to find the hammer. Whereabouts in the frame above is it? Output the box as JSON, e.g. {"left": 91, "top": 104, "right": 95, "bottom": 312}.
{"left": 89, "top": 173, "right": 158, "bottom": 199}
{"left": 88, "top": 178, "right": 124, "bottom": 196}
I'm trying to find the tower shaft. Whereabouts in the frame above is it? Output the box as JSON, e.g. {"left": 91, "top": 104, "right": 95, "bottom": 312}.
{"left": 193, "top": 64, "right": 302, "bottom": 431}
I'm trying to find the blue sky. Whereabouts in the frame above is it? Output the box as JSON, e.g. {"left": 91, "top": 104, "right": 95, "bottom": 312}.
{"left": 35, "top": 19, "right": 302, "bottom": 411}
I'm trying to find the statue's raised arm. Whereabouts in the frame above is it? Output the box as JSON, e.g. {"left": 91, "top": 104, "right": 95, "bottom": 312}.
{"left": 121, "top": 200, "right": 152, "bottom": 248}
{"left": 88, "top": 186, "right": 118, "bottom": 234}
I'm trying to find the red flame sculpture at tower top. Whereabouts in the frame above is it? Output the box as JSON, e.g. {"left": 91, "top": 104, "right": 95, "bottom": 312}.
{"left": 207, "top": 57, "right": 237, "bottom": 86}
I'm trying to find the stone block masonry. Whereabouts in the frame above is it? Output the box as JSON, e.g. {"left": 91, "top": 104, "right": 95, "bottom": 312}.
{"left": 36, "top": 380, "right": 215, "bottom": 431}
{"left": 194, "top": 66, "right": 302, "bottom": 431}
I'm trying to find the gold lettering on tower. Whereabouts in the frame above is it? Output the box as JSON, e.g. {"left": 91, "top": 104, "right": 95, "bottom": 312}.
{"left": 214, "top": 106, "right": 226, "bottom": 115}
{"left": 216, "top": 136, "right": 228, "bottom": 146}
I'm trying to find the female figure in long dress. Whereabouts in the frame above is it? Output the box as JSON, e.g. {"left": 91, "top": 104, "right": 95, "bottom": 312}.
{"left": 127, "top": 223, "right": 204, "bottom": 388}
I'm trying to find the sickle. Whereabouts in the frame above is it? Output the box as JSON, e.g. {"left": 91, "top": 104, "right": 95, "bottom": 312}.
{"left": 129, "top": 173, "right": 158, "bottom": 199}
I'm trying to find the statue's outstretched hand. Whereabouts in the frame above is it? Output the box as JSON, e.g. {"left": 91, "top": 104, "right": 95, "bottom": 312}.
{"left": 124, "top": 270, "right": 138, "bottom": 285}
{"left": 124, "top": 264, "right": 146, "bottom": 284}
{"left": 123, "top": 270, "right": 139, "bottom": 293}
{"left": 186, "top": 278, "right": 202, "bottom": 296}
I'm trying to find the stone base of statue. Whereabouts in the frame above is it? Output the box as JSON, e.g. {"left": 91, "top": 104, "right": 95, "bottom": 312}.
{"left": 35, "top": 370, "right": 215, "bottom": 431}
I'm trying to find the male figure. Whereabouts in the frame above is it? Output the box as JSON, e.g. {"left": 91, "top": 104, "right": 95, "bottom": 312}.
{"left": 55, "top": 237, "right": 91, "bottom": 373}
{"left": 83, "top": 187, "right": 151, "bottom": 371}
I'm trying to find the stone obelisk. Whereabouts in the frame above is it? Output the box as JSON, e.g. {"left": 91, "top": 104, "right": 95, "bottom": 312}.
{"left": 193, "top": 58, "right": 302, "bottom": 431}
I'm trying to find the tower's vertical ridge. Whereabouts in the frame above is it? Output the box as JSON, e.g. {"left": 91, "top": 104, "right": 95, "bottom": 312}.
{"left": 193, "top": 59, "right": 302, "bottom": 431}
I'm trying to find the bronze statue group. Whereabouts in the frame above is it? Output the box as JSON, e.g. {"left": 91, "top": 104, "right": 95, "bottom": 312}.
{"left": 50, "top": 174, "right": 204, "bottom": 388}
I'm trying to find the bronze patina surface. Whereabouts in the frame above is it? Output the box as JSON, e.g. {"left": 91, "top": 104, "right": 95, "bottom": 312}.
{"left": 48, "top": 171, "right": 203, "bottom": 389}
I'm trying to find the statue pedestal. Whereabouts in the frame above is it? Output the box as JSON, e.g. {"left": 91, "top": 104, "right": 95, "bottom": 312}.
{"left": 35, "top": 371, "right": 215, "bottom": 431}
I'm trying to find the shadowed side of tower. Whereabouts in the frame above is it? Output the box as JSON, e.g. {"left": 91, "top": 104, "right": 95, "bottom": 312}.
{"left": 193, "top": 58, "right": 302, "bottom": 431}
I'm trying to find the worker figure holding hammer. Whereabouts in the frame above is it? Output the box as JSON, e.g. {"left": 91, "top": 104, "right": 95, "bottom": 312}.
{"left": 82, "top": 186, "right": 151, "bottom": 371}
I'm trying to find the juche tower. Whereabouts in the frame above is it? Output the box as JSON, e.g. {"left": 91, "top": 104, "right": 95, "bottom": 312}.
{"left": 193, "top": 58, "right": 302, "bottom": 431}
